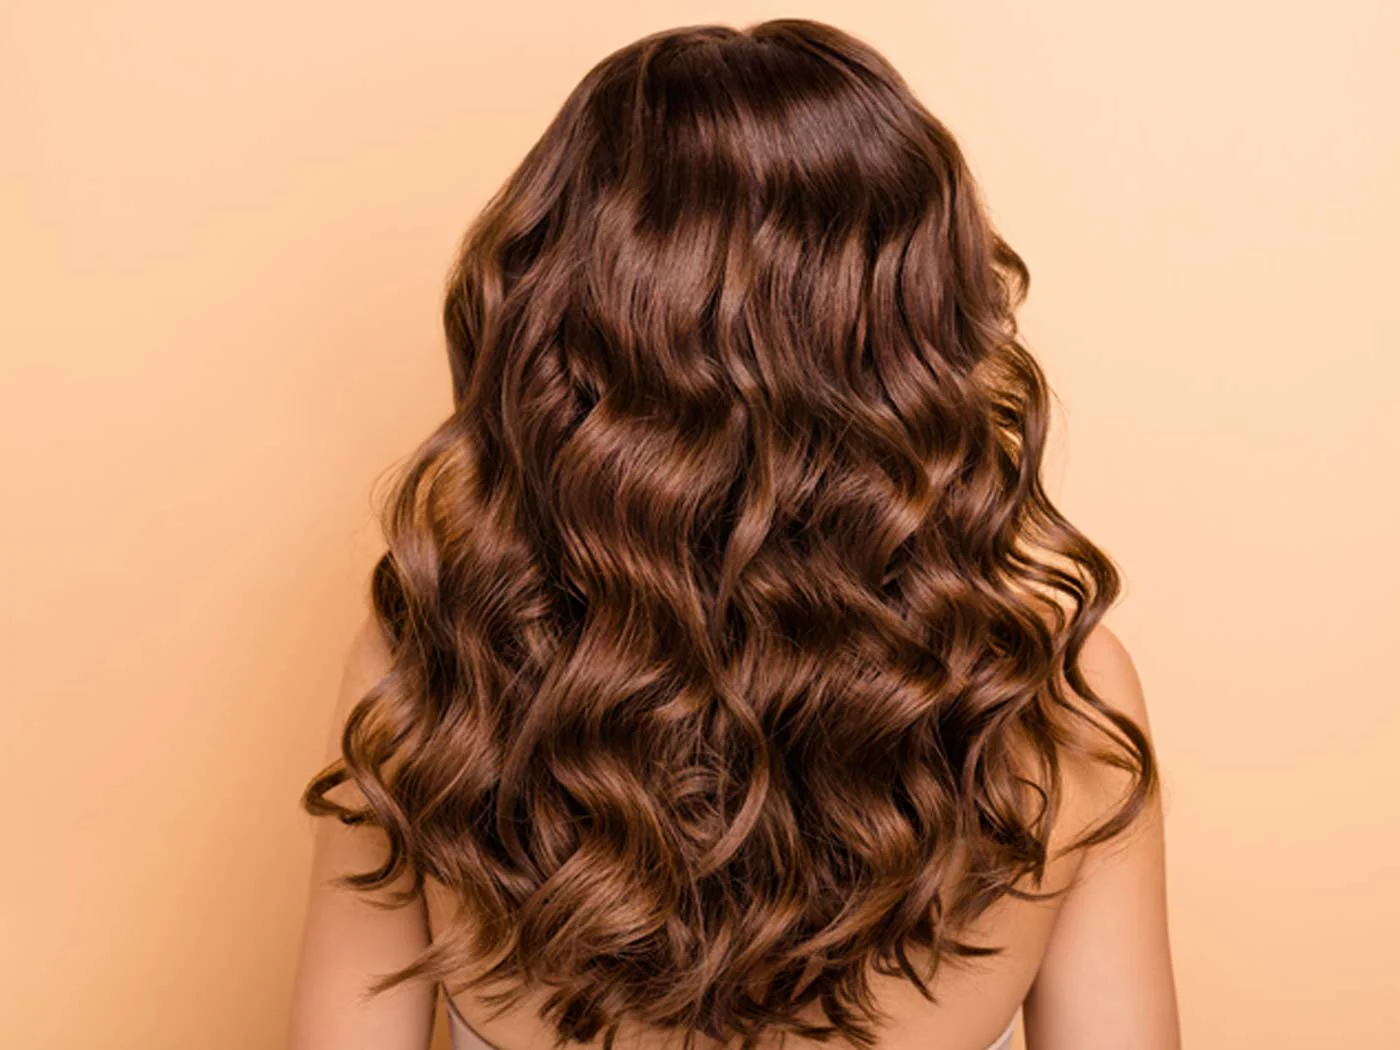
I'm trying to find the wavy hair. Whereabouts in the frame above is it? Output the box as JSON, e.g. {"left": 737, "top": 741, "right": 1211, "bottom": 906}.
{"left": 303, "top": 18, "right": 1157, "bottom": 1050}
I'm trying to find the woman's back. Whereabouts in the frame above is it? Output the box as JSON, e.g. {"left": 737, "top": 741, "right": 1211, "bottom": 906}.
{"left": 289, "top": 18, "right": 1178, "bottom": 1050}
{"left": 429, "top": 860, "right": 1037, "bottom": 1050}
{"left": 421, "top": 627, "right": 1173, "bottom": 1050}
{"left": 293, "top": 614, "right": 1173, "bottom": 1050}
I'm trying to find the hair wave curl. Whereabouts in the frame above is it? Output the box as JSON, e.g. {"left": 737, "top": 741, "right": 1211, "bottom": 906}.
{"left": 304, "top": 18, "right": 1156, "bottom": 1050}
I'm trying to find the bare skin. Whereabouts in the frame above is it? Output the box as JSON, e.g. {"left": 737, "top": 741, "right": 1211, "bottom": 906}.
{"left": 289, "top": 614, "right": 1180, "bottom": 1050}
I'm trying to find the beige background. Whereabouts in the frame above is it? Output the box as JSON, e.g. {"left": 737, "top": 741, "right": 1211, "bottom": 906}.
{"left": 2, "top": 2, "right": 1396, "bottom": 1047}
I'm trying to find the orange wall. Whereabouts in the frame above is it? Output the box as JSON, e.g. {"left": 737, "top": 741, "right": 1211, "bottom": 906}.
{"left": 2, "top": 3, "right": 1395, "bottom": 1047}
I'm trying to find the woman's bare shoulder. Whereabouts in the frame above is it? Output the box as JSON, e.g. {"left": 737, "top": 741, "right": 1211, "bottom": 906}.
{"left": 343, "top": 610, "right": 395, "bottom": 693}
{"left": 315, "top": 611, "right": 396, "bottom": 810}
{"left": 1054, "top": 622, "right": 1159, "bottom": 850}
{"left": 1024, "top": 623, "right": 1181, "bottom": 1048}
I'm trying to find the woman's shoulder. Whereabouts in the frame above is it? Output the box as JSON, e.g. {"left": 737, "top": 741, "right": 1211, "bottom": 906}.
{"left": 1051, "top": 621, "right": 1161, "bottom": 863}
{"left": 313, "top": 611, "right": 396, "bottom": 811}
{"left": 343, "top": 610, "right": 394, "bottom": 691}
{"left": 1076, "top": 623, "right": 1147, "bottom": 717}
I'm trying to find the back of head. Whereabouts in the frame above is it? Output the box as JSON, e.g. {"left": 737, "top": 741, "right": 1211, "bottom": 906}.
{"left": 304, "top": 18, "right": 1156, "bottom": 1050}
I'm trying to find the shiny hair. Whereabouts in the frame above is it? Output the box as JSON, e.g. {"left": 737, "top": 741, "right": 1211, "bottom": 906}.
{"left": 303, "top": 18, "right": 1156, "bottom": 1050}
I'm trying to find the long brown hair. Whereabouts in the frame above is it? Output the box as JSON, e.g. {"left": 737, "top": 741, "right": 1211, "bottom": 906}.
{"left": 304, "top": 18, "right": 1156, "bottom": 1050}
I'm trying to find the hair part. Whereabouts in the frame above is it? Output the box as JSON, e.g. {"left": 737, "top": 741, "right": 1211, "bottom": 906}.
{"left": 304, "top": 17, "right": 1156, "bottom": 1050}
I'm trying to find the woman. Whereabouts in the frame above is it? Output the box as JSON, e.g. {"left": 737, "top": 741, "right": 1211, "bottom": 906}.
{"left": 289, "top": 18, "right": 1179, "bottom": 1050}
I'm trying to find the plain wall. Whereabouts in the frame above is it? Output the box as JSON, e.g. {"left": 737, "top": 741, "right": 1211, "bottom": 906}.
{"left": 2, "top": 2, "right": 1395, "bottom": 1047}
